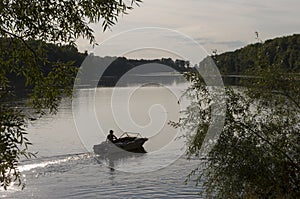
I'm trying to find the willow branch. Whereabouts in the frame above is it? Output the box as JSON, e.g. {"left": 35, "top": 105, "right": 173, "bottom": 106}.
{"left": 0, "top": 27, "right": 37, "bottom": 58}
{"left": 236, "top": 121, "right": 300, "bottom": 171}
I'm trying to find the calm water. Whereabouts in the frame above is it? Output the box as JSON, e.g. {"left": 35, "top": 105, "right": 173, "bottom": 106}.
{"left": 1, "top": 86, "right": 203, "bottom": 198}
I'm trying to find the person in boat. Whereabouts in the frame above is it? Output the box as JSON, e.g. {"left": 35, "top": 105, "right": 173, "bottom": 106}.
{"left": 107, "top": 130, "right": 118, "bottom": 143}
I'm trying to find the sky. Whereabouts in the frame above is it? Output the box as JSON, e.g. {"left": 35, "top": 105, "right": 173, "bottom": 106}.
{"left": 76, "top": 0, "right": 300, "bottom": 64}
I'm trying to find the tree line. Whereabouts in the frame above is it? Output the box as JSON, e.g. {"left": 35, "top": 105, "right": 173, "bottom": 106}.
{"left": 210, "top": 34, "right": 300, "bottom": 74}
{"left": 4, "top": 33, "right": 300, "bottom": 91}
{"left": 1, "top": 37, "right": 191, "bottom": 90}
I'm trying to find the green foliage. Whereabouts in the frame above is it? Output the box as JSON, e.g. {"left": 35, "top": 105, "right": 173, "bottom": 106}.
{"left": 0, "top": 106, "right": 34, "bottom": 189}
{"left": 176, "top": 37, "right": 300, "bottom": 198}
{"left": 206, "top": 34, "right": 300, "bottom": 75}
{"left": 98, "top": 57, "right": 191, "bottom": 86}
{"left": 103, "top": 57, "right": 190, "bottom": 76}
{"left": 0, "top": 0, "right": 141, "bottom": 44}
{"left": 0, "top": 0, "right": 141, "bottom": 190}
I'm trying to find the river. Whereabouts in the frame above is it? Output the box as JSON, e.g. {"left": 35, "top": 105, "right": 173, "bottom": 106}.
{"left": 1, "top": 85, "right": 203, "bottom": 198}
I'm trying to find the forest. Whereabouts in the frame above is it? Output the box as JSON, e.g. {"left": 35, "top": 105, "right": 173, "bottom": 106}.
{"left": 1, "top": 38, "right": 191, "bottom": 89}
{"left": 3, "top": 34, "right": 300, "bottom": 90}
{"left": 210, "top": 34, "right": 300, "bottom": 74}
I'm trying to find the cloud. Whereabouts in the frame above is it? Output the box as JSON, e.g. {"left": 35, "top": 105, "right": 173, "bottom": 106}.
{"left": 76, "top": 0, "right": 300, "bottom": 60}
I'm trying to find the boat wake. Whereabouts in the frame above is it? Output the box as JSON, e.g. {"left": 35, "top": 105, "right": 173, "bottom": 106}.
{"left": 0, "top": 153, "right": 96, "bottom": 194}
{"left": 18, "top": 152, "right": 95, "bottom": 172}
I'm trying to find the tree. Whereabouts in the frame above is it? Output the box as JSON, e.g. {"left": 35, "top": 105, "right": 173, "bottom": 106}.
{"left": 212, "top": 34, "right": 300, "bottom": 76}
{"left": 174, "top": 38, "right": 300, "bottom": 198}
{"left": 0, "top": 0, "right": 141, "bottom": 189}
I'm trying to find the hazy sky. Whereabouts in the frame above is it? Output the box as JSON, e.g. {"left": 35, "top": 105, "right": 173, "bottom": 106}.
{"left": 76, "top": 0, "right": 300, "bottom": 63}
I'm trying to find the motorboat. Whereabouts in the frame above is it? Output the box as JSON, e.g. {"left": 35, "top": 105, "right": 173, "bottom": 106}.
{"left": 93, "top": 132, "right": 148, "bottom": 155}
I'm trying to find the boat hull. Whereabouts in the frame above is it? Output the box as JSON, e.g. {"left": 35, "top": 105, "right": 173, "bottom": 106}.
{"left": 93, "top": 137, "right": 148, "bottom": 155}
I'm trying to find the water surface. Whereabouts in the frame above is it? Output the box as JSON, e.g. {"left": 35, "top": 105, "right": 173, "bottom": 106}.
{"left": 1, "top": 86, "right": 203, "bottom": 198}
